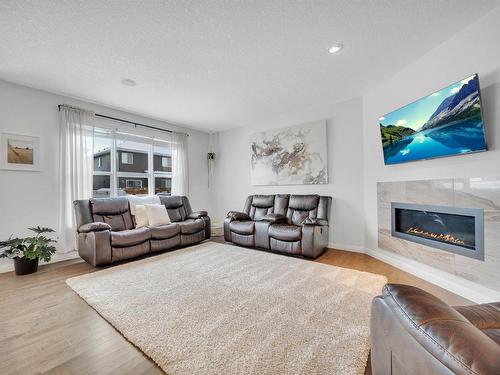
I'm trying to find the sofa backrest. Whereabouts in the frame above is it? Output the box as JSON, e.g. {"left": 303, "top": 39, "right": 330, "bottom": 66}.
{"left": 74, "top": 195, "right": 194, "bottom": 230}
{"left": 286, "top": 195, "right": 320, "bottom": 225}
{"left": 158, "top": 195, "right": 193, "bottom": 222}
{"left": 243, "top": 195, "right": 275, "bottom": 220}
{"left": 242, "top": 194, "right": 331, "bottom": 225}
{"left": 89, "top": 197, "right": 135, "bottom": 231}
{"left": 316, "top": 196, "right": 331, "bottom": 222}
{"left": 274, "top": 194, "right": 290, "bottom": 216}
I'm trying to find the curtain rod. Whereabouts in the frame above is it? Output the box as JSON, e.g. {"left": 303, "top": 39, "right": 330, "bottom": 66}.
{"left": 58, "top": 104, "right": 188, "bottom": 136}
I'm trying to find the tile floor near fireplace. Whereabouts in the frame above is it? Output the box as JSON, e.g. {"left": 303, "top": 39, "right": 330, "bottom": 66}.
{"left": 391, "top": 202, "right": 484, "bottom": 261}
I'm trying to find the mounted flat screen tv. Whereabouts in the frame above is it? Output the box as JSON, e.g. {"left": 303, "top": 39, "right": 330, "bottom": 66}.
{"left": 379, "top": 74, "right": 487, "bottom": 165}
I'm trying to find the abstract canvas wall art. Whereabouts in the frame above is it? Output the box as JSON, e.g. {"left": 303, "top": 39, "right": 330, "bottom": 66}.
{"left": 250, "top": 121, "right": 328, "bottom": 185}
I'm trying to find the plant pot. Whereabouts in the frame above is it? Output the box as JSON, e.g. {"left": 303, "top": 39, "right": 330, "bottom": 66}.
{"left": 13, "top": 257, "right": 39, "bottom": 275}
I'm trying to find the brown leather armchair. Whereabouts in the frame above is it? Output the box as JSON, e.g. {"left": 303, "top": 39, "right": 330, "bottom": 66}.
{"left": 224, "top": 194, "right": 331, "bottom": 259}
{"left": 371, "top": 284, "right": 500, "bottom": 375}
{"left": 73, "top": 195, "right": 210, "bottom": 266}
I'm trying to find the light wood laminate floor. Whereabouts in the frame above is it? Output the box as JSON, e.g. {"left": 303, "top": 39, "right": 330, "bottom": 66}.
{"left": 0, "top": 239, "right": 471, "bottom": 375}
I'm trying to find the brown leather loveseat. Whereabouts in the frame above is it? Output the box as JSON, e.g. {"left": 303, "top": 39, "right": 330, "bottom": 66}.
{"left": 224, "top": 194, "right": 331, "bottom": 259}
{"left": 73, "top": 195, "right": 210, "bottom": 266}
{"left": 371, "top": 284, "right": 500, "bottom": 374}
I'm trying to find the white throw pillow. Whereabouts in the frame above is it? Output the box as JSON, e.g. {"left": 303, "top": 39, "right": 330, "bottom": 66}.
{"left": 128, "top": 195, "right": 161, "bottom": 215}
{"left": 145, "top": 204, "right": 171, "bottom": 226}
{"left": 134, "top": 205, "right": 149, "bottom": 228}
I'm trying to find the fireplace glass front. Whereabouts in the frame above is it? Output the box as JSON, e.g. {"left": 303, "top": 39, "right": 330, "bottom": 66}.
{"left": 391, "top": 202, "right": 484, "bottom": 261}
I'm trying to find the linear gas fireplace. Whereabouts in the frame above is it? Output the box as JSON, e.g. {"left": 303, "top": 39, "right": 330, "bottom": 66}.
{"left": 391, "top": 202, "right": 484, "bottom": 261}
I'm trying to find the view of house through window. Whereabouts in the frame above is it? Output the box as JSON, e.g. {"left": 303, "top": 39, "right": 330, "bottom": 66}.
{"left": 92, "top": 128, "right": 173, "bottom": 197}
{"left": 153, "top": 142, "right": 172, "bottom": 194}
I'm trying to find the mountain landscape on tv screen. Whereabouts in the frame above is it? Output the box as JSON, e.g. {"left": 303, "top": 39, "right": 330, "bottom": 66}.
{"left": 379, "top": 74, "right": 486, "bottom": 164}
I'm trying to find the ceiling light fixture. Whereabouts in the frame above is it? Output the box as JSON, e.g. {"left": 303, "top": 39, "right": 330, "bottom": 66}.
{"left": 121, "top": 78, "right": 137, "bottom": 86}
{"left": 328, "top": 43, "right": 343, "bottom": 54}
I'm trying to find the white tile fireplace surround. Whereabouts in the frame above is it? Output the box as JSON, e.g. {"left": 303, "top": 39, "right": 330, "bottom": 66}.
{"left": 378, "top": 177, "right": 500, "bottom": 293}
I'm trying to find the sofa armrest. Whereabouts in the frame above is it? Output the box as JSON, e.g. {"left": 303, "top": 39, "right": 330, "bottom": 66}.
{"left": 256, "top": 213, "right": 287, "bottom": 223}
{"left": 78, "top": 222, "right": 111, "bottom": 233}
{"left": 77, "top": 230, "right": 112, "bottom": 266}
{"left": 302, "top": 218, "right": 328, "bottom": 226}
{"left": 226, "top": 211, "right": 251, "bottom": 221}
{"left": 187, "top": 210, "right": 208, "bottom": 219}
{"left": 372, "top": 284, "right": 500, "bottom": 375}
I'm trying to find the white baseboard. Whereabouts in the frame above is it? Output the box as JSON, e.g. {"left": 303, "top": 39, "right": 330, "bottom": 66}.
{"left": 0, "top": 250, "right": 79, "bottom": 274}
{"left": 328, "top": 242, "right": 366, "bottom": 254}
{"left": 364, "top": 247, "right": 500, "bottom": 304}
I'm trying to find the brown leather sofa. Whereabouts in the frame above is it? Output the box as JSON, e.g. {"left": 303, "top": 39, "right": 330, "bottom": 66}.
{"left": 371, "top": 284, "right": 500, "bottom": 375}
{"left": 73, "top": 195, "right": 210, "bottom": 266}
{"left": 224, "top": 194, "right": 331, "bottom": 259}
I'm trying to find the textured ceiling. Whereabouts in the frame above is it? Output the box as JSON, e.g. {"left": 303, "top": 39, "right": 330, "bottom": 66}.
{"left": 0, "top": 1, "right": 498, "bottom": 131}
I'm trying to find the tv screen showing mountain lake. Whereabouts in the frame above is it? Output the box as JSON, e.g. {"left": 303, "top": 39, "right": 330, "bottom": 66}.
{"left": 379, "top": 74, "right": 487, "bottom": 165}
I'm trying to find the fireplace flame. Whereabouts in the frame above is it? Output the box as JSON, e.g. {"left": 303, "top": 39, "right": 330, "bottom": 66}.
{"left": 406, "top": 227, "right": 466, "bottom": 246}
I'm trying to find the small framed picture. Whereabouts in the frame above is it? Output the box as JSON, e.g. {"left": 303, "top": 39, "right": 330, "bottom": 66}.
{"left": 0, "top": 132, "right": 41, "bottom": 171}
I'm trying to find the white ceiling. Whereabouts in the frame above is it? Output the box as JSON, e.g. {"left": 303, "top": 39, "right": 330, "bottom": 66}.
{"left": 0, "top": 1, "right": 498, "bottom": 132}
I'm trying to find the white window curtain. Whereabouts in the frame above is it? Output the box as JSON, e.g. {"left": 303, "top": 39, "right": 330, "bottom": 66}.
{"left": 171, "top": 132, "right": 189, "bottom": 196}
{"left": 58, "top": 105, "right": 95, "bottom": 253}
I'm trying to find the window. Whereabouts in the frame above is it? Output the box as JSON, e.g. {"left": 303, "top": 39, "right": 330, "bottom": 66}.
{"left": 126, "top": 179, "right": 142, "bottom": 188}
{"left": 153, "top": 154, "right": 171, "bottom": 172}
{"left": 92, "top": 128, "right": 173, "bottom": 197}
{"left": 92, "top": 130, "right": 113, "bottom": 197}
{"left": 155, "top": 176, "right": 172, "bottom": 194}
{"left": 93, "top": 175, "right": 110, "bottom": 197}
{"left": 153, "top": 142, "right": 172, "bottom": 195}
{"left": 121, "top": 152, "right": 134, "bottom": 165}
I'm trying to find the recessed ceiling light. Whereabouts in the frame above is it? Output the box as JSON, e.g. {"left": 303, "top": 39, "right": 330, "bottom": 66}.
{"left": 121, "top": 78, "right": 137, "bottom": 86}
{"left": 328, "top": 43, "right": 343, "bottom": 54}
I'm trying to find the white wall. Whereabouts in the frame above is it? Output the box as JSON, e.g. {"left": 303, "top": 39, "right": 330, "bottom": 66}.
{"left": 211, "top": 98, "right": 365, "bottom": 250}
{"left": 0, "top": 80, "right": 210, "bottom": 248}
{"left": 362, "top": 6, "right": 500, "bottom": 253}
{"left": 209, "top": 5, "right": 500, "bottom": 301}
{"left": 2, "top": 6, "right": 499, "bottom": 301}
{"left": 360, "top": 6, "right": 500, "bottom": 302}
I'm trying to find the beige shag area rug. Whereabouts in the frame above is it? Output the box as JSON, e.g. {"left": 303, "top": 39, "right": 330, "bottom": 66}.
{"left": 66, "top": 242, "right": 387, "bottom": 375}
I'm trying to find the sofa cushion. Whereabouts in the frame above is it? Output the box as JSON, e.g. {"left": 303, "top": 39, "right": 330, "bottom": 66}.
{"left": 269, "top": 224, "right": 302, "bottom": 241}
{"left": 256, "top": 213, "right": 287, "bottom": 223}
{"left": 251, "top": 195, "right": 275, "bottom": 208}
{"left": 179, "top": 219, "right": 205, "bottom": 234}
{"left": 288, "top": 195, "right": 319, "bottom": 211}
{"left": 91, "top": 197, "right": 130, "bottom": 215}
{"left": 128, "top": 195, "right": 161, "bottom": 215}
{"left": 150, "top": 223, "right": 180, "bottom": 240}
{"left": 229, "top": 221, "right": 255, "bottom": 235}
{"left": 95, "top": 213, "right": 134, "bottom": 232}
{"left": 159, "top": 195, "right": 190, "bottom": 222}
{"left": 91, "top": 197, "right": 134, "bottom": 231}
{"left": 111, "top": 227, "right": 151, "bottom": 247}
{"left": 286, "top": 195, "right": 320, "bottom": 225}
{"left": 244, "top": 195, "right": 275, "bottom": 220}
{"left": 274, "top": 194, "right": 290, "bottom": 216}
{"left": 112, "top": 241, "right": 150, "bottom": 261}
{"left": 134, "top": 205, "right": 149, "bottom": 228}
{"left": 146, "top": 204, "right": 171, "bottom": 226}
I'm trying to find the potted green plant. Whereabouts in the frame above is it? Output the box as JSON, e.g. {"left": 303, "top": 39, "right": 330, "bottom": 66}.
{"left": 0, "top": 227, "right": 57, "bottom": 275}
